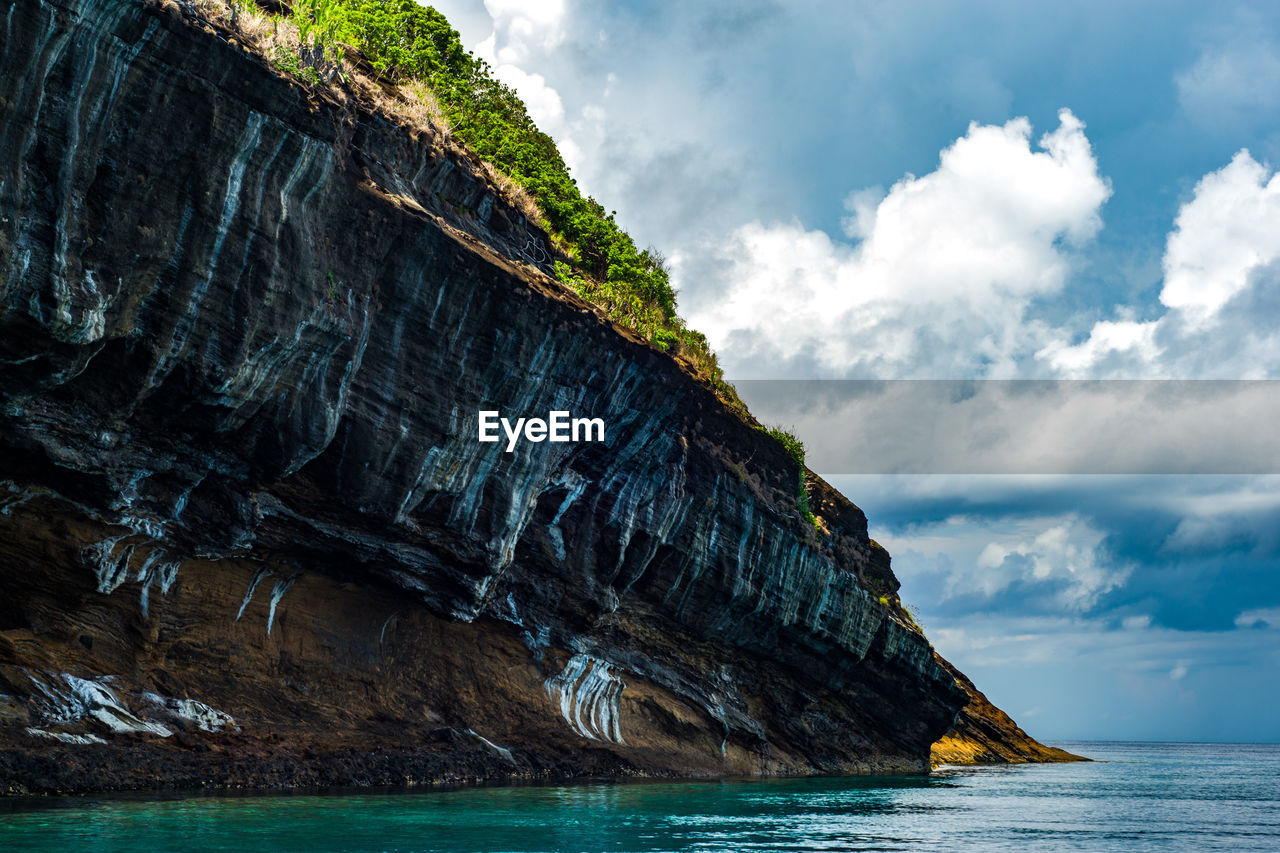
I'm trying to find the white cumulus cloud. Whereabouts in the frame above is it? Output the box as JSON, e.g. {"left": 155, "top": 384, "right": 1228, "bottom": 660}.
{"left": 481, "top": 0, "right": 566, "bottom": 64}
{"left": 881, "top": 513, "right": 1129, "bottom": 613}
{"left": 973, "top": 515, "right": 1126, "bottom": 611}
{"left": 1040, "top": 150, "right": 1280, "bottom": 376}
{"left": 1160, "top": 150, "right": 1280, "bottom": 326}
{"left": 489, "top": 64, "right": 565, "bottom": 129}
{"left": 466, "top": 0, "right": 581, "bottom": 175}
{"left": 691, "top": 109, "right": 1112, "bottom": 377}
{"left": 1037, "top": 316, "right": 1159, "bottom": 375}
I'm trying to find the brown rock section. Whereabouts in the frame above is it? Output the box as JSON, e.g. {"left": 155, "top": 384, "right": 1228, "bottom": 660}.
{"left": 0, "top": 0, "right": 1067, "bottom": 794}
{"left": 930, "top": 656, "right": 1086, "bottom": 766}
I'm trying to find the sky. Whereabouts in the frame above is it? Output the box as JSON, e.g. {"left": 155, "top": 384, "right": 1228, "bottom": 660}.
{"left": 426, "top": 0, "right": 1280, "bottom": 742}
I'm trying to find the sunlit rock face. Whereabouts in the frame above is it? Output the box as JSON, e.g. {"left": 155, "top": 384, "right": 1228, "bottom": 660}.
{"left": 0, "top": 0, "right": 971, "bottom": 794}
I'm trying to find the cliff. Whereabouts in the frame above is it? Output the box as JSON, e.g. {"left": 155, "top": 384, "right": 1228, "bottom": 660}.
{"left": 0, "top": 0, "right": 1071, "bottom": 794}
{"left": 930, "top": 657, "right": 1083, "bottom": 767}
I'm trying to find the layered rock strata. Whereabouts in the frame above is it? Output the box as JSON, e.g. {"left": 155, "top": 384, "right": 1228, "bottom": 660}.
{"left": 0, "top": 0, "right": 1070, "bottom": 794}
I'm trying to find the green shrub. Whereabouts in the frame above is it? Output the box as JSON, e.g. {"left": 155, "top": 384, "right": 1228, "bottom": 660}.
{"left": 904, "top": 604, "right": 927, "bottom": 636}
{"left": 257, "top": 0, "right": 743, "bottom": 402}
{"left": 763, "top": 426, "right": 821, "bottom": 531}
{"left": 766, "top": 427, "right": 805, "bottom": 468}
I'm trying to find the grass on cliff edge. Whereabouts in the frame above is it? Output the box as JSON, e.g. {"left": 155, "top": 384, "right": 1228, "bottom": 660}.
{"left": 183, "top": 0, "right": 827, "bottom": 531}
{"left": 208, "top": 0, "right": 739, "bottom": 402}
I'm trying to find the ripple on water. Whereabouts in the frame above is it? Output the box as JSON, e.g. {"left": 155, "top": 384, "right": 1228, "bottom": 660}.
{"left": 1, "top": 742, "right": 1278, "bottom": 852}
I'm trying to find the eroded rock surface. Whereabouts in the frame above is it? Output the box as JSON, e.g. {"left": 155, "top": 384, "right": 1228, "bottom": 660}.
{"left": 930, "top": 657, "right": 1084, "bottom": 767}
{"left": 0, "top": 0, "right": 1064, "bottom": 794}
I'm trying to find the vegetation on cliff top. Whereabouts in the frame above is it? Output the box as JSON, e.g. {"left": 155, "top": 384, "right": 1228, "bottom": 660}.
{"left": 195, "top": 0, "right": 818, "bottom": 528}
{"left": 263, "top": 0, "right": 732, "bottom": 396}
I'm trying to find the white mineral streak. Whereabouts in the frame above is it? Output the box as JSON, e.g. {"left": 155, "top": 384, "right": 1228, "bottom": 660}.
{"left": 63, "top": 675, "right": 171, "bottom": 736}
{"left": 9, "top": 11, "right": 72, "bottom": 265}
{"left": 466, "top": 728, "right": 516, "bottom": 764}
{"left": 545, "top": 654, "right": 626, "bottom": 744}
{"left": 210, "top": 178, "right": 368, "bottom": 467}
{"left": 155, "top": 558, "right": 182, "bottom": 595}
{"left": 704, "top": 667, "right": 738, "bottom": 761}
{"left": 63, "top": 268, "right": 108, "bottom": 343}
{"left": 520, "top": 624, "right": 551, "bottom": 653}
{"left": 267, "top": 574, "right": 297, "bottom": 635}
{"left": 18, "top": 668, "right": 238, "bottom": 743}
{"left": 712, "top": 700, "right": 728, "bottom": 758}
{"left": 24, "top": 728, "right": 106, "bottom": 745}
{"left": 378, "top": 611, "right": 400, "bottom": 647}
{"left": 236, "top": 567, "right": 272, "bottom": 621}
{"left": 491, "top": 592, "right": 522, "bottom": 626}
{"left": 139, "top": 556, "right": 182, "bottom": 616}
{"left": 300, "top": 301, "right": 375, "bottom": 476}
{"left": 221, "top": 130, "right": 289, "bottom": 309}
{"left": 136, "top": 550, "right": 156, "bottom": 617}
{"left": 28, "top": 673, "right": 171, "bottom": 737}
{"left": 392, "top": 329, "right": 583, "bottom": 574}
{"left": 45, "top": 7, "right": 157, "bottom": 343}
{"left": 86, "top": 534, "right": 132, "bottom": 594}
{"left": 82, "top": 527, "right": 181, "bottom": 616}
{"left": 667, "top": 484, "right": 887, "bottom": 661}
{"left": 599, "top": 414, "right": 688, "bottom": 593}
{"left": 0, "top": 480, "right": 39, "bottom": 515}
{"left": 139, "top": 693, "right": 239, "bottom": 733}
{"left": 546, "top": 469, "right": 587, "bottom": 563}
{"left": 390, "top": 352, "right": 676, "bottom": 623}
{"left": 277, "top": 135, "right": 329, "bottom": 230}
{"left": 148, "top": 111, "right": 266, "bottom": 388}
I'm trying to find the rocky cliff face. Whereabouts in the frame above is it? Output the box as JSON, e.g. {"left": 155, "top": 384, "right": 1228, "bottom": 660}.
{"left": 929, "top": 657, "right": 1083, "bottom": 767}
{"left": 0, "top": 0, "right": 1065, "bottom": 795}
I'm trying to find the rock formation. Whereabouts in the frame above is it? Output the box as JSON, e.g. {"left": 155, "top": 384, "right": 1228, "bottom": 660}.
{"left": 0, "top": 0, "right": 1075, "bottom": 794}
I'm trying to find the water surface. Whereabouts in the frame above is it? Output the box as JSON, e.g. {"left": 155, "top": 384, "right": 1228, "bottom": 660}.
{"left": 2, "top": 742, "right": 1277, "bottom": 851}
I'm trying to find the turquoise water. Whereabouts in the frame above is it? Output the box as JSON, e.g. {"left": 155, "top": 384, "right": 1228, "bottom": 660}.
{"left": 2, "top": 742, "right": 1277, "bottom": 851}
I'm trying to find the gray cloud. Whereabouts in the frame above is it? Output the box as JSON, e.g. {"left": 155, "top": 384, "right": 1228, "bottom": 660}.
{"left": 735, "top": 380, "right": 1280, "bottom": 474}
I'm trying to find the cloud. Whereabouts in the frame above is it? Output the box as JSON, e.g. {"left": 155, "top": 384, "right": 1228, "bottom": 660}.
{"left": 1160, "top": 150, "right": 1280, "bottom": 325}
{"left": 1235, "top": 607, "right": 1280, "bottom": 629}
{"left": 690, "top": 110, "right": 1111, "bottom": 377}
{"left": 880, "top": 512, "right": 1128, "bottom": 613}
{"left": 467, "top": 0, "right": 570, "bottom": 136}
{"left": 1176, "top": 34, "right": 1280, "bottom": 132}
{"left": 925, "top": 610, "right": 1280, "bottom": 739}
{"left": 1039, "top": 150, "right": 1280, "bottom": 377}
{"left": 489, "top": 64, "right": 565, "bottom": 129}
{"left": 975, "top": 517, "right": 1116, "bottom": 603}
{"left": 1036, "top": 317, "right": 1159, "bottom": 375}
{"left": 837, "top": 473, "right": 1280, "bottom": 633}
{"left": 481, "top": 0, "right": 565, "bottom": 64}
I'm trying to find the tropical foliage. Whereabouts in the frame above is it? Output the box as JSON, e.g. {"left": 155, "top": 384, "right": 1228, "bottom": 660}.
{"left": 277, "top": 1, "right": 725, "bottom": 380}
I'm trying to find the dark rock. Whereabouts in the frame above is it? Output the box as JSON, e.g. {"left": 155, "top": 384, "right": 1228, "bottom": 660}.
{"left": 0, "top": 0, "right": 1065, "bottom": 795}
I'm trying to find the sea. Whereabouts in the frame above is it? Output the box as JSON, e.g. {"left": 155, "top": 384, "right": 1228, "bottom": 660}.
{"left": 1, "top": 742, "right": 1277, "bottom": 851}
